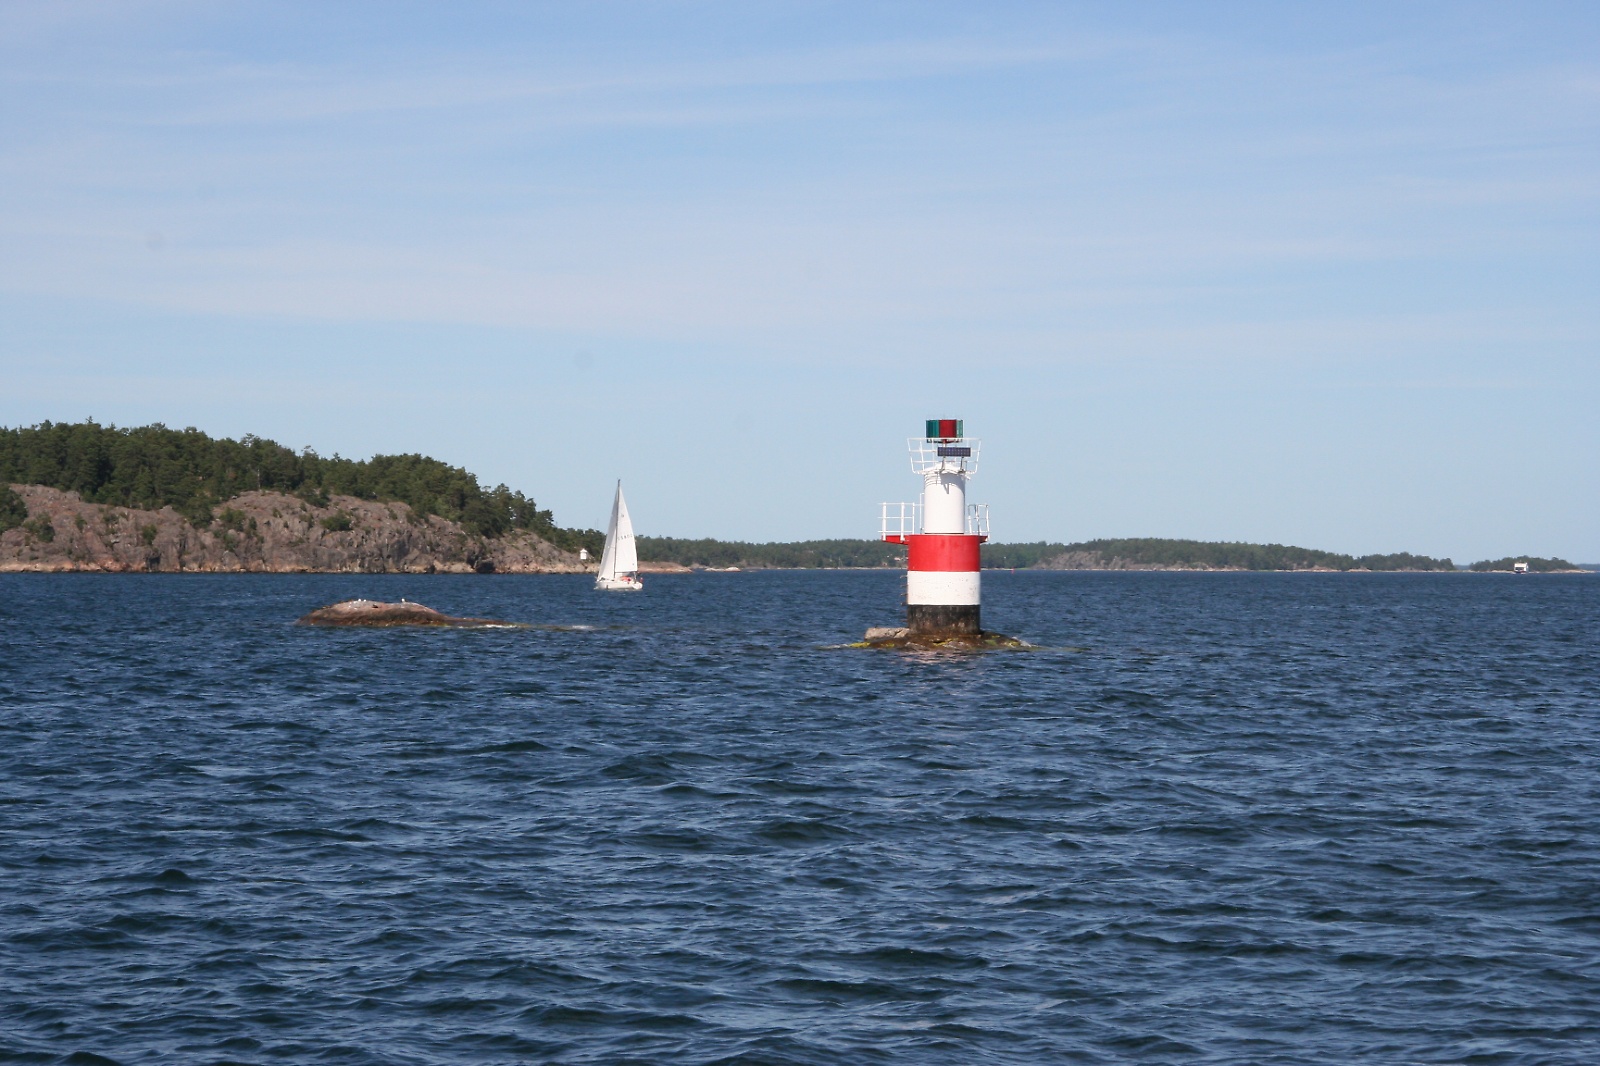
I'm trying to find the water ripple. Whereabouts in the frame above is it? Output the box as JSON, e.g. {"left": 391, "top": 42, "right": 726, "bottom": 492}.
{"left": 1, "top": 571, "right": 1597, "bottom": 1063}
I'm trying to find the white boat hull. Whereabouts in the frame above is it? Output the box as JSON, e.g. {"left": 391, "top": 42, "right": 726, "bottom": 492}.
{"left": 595, "top": 575, "right": 644, "bottom": 591}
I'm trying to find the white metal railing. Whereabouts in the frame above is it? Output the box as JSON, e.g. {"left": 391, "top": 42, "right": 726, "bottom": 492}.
{"left": 907, "top": 437, "right": 981, "bottom": 477}
{"left": 881, "top": 501, "right": 989, "bottom": 538}
{"left": 880, "top": 501, "right": 918, "bottom": 539}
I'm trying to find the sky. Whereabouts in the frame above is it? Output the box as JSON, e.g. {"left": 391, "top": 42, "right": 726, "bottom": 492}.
{"left": 2, "top": 2, "right": 1596, "bottom": 562}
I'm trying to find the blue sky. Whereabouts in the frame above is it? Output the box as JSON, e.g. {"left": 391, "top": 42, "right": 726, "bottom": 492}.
{"left": 2, "top": 2, "right": 1596, "bottom": 561}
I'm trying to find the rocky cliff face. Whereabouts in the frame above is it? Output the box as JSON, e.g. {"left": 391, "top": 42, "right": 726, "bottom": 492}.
{"left": 0, "top": 485, "right": 589, "bottom": 573}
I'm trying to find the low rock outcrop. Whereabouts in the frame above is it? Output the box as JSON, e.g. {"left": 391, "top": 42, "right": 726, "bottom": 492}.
{"left": 854, "top": 626, "right": 1033, "bottom": 650}
{"left": 0, "top": 485, "right": 590, "bottom": 573}
{"left": 297, "top": 599, "right": 517, "bottom": 627}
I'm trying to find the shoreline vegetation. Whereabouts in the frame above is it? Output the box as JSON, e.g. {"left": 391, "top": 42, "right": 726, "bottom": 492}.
{"left": 0, "top": 421, "right": 1584, "bottom": 574}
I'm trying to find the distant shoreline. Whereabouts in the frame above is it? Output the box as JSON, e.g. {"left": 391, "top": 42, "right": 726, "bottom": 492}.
{"left": 3, "top": 484, "right": 1584, "bottom": 576}
{"left": 3, "top": 565, "right": 1592, "bottom": 576}
{"left": 981, "top": 566, "right": 1595, "bottom": 575}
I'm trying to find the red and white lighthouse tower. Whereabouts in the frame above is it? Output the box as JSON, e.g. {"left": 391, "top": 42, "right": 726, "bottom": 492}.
{"left": 882, "top": 419, "right": 990, "bottom": 635}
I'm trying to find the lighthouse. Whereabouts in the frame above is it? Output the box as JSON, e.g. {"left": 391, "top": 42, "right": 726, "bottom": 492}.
{"left": 881, "top": 419, "right": 989, "bottom": 635}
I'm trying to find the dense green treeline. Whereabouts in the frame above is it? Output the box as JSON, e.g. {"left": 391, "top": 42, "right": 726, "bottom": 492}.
{"left": 0, "top": 420, "right": 599, "bottom": 548}
{"left": 1468, "top": 556, "right": 1578, "bottom": 572}
{"left": 637, "top": 537, "right": 904, "bottom": 568}
{"left": 978, "top": 542, "right": 1073, "bottom": 569}
{"left": 982, "top": 538, "right": 1457, "bottom": 571}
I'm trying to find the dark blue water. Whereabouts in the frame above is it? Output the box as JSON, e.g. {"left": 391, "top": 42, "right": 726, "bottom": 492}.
{"left": 2, "top": 572, "right": 1598, "bottom": 1065}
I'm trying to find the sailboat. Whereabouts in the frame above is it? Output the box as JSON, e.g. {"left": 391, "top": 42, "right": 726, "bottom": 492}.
{"left": 594, "top": 480, "right": 643, "bottom": 591}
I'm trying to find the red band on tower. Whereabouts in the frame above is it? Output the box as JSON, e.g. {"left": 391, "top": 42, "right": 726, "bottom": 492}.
{"left": 907, "top": 534, "right": 982, "bottom": 572}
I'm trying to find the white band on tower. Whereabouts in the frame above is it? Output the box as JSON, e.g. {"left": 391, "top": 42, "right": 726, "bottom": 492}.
{"left": 907, "top": 570, "right": 981, "bottom": 606}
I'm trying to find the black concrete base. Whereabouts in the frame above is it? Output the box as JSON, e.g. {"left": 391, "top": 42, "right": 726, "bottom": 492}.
{"left": 907, "top": 603, "right": 981, "bottom": 635}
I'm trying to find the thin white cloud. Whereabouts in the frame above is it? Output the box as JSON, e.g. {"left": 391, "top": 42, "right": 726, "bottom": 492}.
{"left": 1, "top": 6, "right": 1595, "bottom": 362}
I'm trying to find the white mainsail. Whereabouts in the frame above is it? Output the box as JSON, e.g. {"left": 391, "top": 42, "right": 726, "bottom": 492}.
{"left": 595, "top": 481, "right": 642, "bottom": 591}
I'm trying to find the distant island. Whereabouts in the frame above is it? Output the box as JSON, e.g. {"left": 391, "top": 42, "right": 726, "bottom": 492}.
{"left": 638, "top": 537, "right": 1580, "bottom": 573}
{"left": 979, "top": 540, "right": 1582, "bottom": 573}
{"left": 0, "top": 421, "right": 1583, "bottom": 574}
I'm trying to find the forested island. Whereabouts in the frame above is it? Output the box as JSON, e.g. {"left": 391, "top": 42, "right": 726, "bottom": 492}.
{"left": 1, "top": 420, "right": 598, "bottom": 548}
{"left": 1, "top": 421, "right": 1583, "bottom": 573}
{"left": 0, "top": 420, "right": 602, "bottom": 573}
{"left": 982, "top": 539, "right": 1457, "bottom": 571}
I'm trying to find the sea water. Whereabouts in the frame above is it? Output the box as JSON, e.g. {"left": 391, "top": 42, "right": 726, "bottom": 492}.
{"left": 1, "top": 571, "right": 1597, "bottom": 1064}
